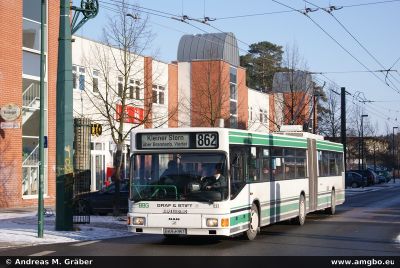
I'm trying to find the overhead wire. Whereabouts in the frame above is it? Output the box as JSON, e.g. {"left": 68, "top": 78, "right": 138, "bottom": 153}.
{"left": 98, "top": 0, "right": 400, "bottom": 127}
{"left": 313, "top": 74, "right": 396, "bottom": 123}
{"left": 272, "top": 0, "right": 400, "bottom": 95}
{"left": 303, "top": 0, "right": 400, "bottom": 91}
{"left": 99, "top": 0, "right": 252, "bottom": 56}
{"left": 212, "top": 0, "right": 400, "bottom": 20}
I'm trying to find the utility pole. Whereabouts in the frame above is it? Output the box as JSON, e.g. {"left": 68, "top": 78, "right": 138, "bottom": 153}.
{"left": 340, "top": 87, "right": 346, "bottom": 171}
{"left": 55, "top": 0, "right": 74, "bottom": 231}
{"left": 56, "top": 0, "right": 98, "bottom": 231}
{"left": 393, "top": 126, "right": 398, "bottom": 183}
{"left": 38, "top": 0, "right": 46, "bottom": 238}
{"left": 361, "top": 114, "right": 368, "bottom": 170}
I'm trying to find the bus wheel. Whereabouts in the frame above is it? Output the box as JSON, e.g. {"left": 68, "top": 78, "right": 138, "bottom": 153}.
{"left": 244, "top": 203, "right": 259, "bottom": 240}
{"left": 325, "top": 190, "right": 336, "bottom": 215}
{"left": 294, "top": 195, "right": 306, "bottom": 226}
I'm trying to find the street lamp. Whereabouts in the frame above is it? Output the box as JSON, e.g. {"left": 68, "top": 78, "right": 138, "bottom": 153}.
{"left": 393, "top": 126, "right": 398, "bottom": 183}
{"left": 360, "top": 114, "right": 368, "bottom": 170}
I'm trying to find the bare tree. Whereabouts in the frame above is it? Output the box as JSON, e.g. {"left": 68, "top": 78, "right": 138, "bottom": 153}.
{"left": 319, "top": 84, "right": 341, "bottom": 137}
{"left": 78, "top": 2, "right": 173, "bottom": 215}
{"left": 272, "top": 44, "right": 316, "bottom": 129}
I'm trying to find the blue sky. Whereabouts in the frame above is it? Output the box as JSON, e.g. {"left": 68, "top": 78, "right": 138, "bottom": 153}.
{"left": 74, "top": 0, "right": 400, "bottom": 135}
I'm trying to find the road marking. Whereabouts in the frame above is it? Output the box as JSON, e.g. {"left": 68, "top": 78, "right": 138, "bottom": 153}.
{"left": 29, "top": 251, "right": 55, "bottom": 256}
{"left": 71, "top": 240, "right": 100, "bottom": 247}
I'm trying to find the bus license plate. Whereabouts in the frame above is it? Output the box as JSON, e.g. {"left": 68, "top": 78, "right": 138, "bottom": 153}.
{"left": 163, "top": 228, "right": 186, "bottom": 235}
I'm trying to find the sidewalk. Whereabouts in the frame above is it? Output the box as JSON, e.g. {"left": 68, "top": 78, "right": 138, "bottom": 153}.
{"left": 345, "top": 179, "right": 400, "bottom": 195}
{"left": 0, "top": 208, "right": 134, "bottom": 250}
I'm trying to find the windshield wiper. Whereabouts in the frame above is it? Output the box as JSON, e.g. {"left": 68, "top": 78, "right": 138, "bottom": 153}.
{"left": 191, "top": 196, "right": 215, "bottom": 205}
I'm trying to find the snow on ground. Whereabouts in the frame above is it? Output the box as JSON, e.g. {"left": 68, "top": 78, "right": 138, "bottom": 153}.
{"left": 0, "top": 210, "right": 134, "bottom": 249}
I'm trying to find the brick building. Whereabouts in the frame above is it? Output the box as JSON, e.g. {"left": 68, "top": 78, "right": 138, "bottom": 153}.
{"left": 0, "top": 0, "right": 59, "bottom": 208}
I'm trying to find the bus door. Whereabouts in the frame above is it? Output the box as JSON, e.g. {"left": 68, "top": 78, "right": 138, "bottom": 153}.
{"left": 307, "top": 139, "right": 318, "bottom": 212}
{"left": 229, "top": 146, "right": 250, "bottom": 204}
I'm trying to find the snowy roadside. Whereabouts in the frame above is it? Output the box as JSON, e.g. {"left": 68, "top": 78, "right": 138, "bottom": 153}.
{"left": 0, "top": 210, "right": 135, "bottom": 249}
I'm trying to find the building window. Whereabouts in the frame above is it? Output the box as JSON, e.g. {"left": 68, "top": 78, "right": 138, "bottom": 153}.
{"left": 129, "top": 79, "right": 134, "bottom": 99}
{"left": 229, "top": 67, "right": 238, "bottom": 128}
{"left": 118, "top": 76, "right": 123, "bottom": 97}
{"left": 230, "top": 66, "right": 237, "bottom": 83}
{"left": 22, "top": 0, "right": 48, "bottom": 198}
{"left": 23, "top": 51, "right": 43, "bottom": 77}
{"left": 72, "top": 65, "right": 77, "bottom": 89}
{"left": 23, "top": 0, "right": 44, "bottom": 23}
{"left": 23, "top": 19, "right": 43, "bottom": 51}
{"left": 159, "top": 86, "right": 165, "bottom": 104}
{"left": 152, "top": 84, "right": 166, "bottom": 104}
{"left": 93, "top": 69, "right": 99, "bottom": 93}
{"left": 79, "top": 67, "right": 85, "bottom": 90}
{"left": 259, "top": 109, "right": 267, "bottom": 123}
{"left": 135, "top": 81, "right": 141, "bottom": 99}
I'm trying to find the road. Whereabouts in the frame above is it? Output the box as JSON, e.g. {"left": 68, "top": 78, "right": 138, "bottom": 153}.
{"left": 1, "top": 184, "right": 399, "bottom": 256}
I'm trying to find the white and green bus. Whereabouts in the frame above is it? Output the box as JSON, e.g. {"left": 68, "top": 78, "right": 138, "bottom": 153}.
{"left": 127, "top": 127, "right": 344, "bottom": 240}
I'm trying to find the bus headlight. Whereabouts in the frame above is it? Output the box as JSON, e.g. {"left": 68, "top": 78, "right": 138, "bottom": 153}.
{"left": 206, "top": 218, "right": 218, "bottom": 227}
{"left": 133, "top": 217, "right": 146, "bottom": 225}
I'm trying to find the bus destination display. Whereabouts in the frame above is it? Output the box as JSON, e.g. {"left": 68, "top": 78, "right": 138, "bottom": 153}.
{"left": 137, "top": 132, "right": 219, "bottom": 149}
{"left": 141, "top": 133, "right": 190, "bottom": 149}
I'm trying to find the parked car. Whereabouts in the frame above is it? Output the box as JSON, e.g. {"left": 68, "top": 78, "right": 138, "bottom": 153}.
{"left": 349, "top": 169, "right": 378, "bottom": 185}
{"left": 375, "top": 170, "right": 391, "bottom": 183}
{"left": 345, "top": 171, "right": 367, "bottom": 188}
{"left": 376, "top": 175, "right": 386, "bottom": 184}
{"left": 74, "top": 180, "right": 129, "bottom": 215}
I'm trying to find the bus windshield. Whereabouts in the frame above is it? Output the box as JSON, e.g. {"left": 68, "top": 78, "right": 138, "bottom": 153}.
{"left": 130, "top": 153, "right": 228, "bottom": 203}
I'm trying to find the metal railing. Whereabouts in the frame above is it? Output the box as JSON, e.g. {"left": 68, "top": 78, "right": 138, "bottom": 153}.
{"left": 23, "top": 82, "right": 40, "bottom": 108}
{"left": 22, "top": 144, "right": 39, "bottom": 166}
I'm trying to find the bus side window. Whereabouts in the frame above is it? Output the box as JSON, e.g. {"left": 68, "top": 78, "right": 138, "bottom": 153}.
{"left": 229, "top": 146, "right": 247, "bottom": 198}
{"left": 248, "top": 146, "right": 259, "bottom": 182}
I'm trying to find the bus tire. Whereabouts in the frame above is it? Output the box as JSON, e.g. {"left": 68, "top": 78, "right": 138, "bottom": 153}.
{"left": 294, "top": 194, "right": 306, "bottom": 226}
{"left": 244, "top": 203, "right": 259, "bottom": 240}
{"left": 325, "top": 190, "right": 336, "bottom": 215}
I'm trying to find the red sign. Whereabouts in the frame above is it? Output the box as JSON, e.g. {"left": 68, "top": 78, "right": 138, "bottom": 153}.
{"left": 116, "top": 104, "right": 144, "bottom": 124}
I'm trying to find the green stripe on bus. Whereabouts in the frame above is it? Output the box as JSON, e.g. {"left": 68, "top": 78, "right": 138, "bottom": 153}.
{"left": 230, "top": 213, "right": 250, "bottom": 226}
{"left": 260, "top": 202, "right": 298, "bottom": 218}
{"left": 229, "top": 136, "right": 307, "bottom": 148}
{"left": 317, "top": 195, "right": 330, "bottom": 205}
{"left": 230, "top": 202, "right": 299, "bottom": 227}
{"left": 229, "top": 131, "right": 307, "bottom": 143}
{"left": 316, "top": 142, "right": 343, "bottom": 152}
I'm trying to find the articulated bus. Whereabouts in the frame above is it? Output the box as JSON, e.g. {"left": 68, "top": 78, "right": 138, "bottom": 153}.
{"left": 127, "top": 127, "right": 344, "bottom": 240}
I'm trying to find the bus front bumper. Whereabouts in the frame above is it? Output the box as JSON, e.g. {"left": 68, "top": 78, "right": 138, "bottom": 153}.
{"left": 128, "top": 225, "right": 232, "bottom": 236}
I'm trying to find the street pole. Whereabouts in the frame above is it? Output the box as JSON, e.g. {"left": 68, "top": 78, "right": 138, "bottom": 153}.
{"left": 393, "top": 126, "right": 398, "bottom": 183}
{"left": 373, "top": 141, "right": 376, "bottom": 171}
{"left": 38, "top": 0, "right": 46, "bottom": 238}
{"left": 361, "top": 114, "right": 368, "bottom": 170}
{"left": 340, "top": 87, "right": 346, "bottom": 172}
{"left": 55, "top": 0, "right": 99, "bottom": 231}
{"left": 56, "top": 0, "right": 74, "bottom": 231}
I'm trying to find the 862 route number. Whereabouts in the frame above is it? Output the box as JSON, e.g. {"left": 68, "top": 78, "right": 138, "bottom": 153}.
{"left": 195, "top": 133, "right": 218, "bottom": 148}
